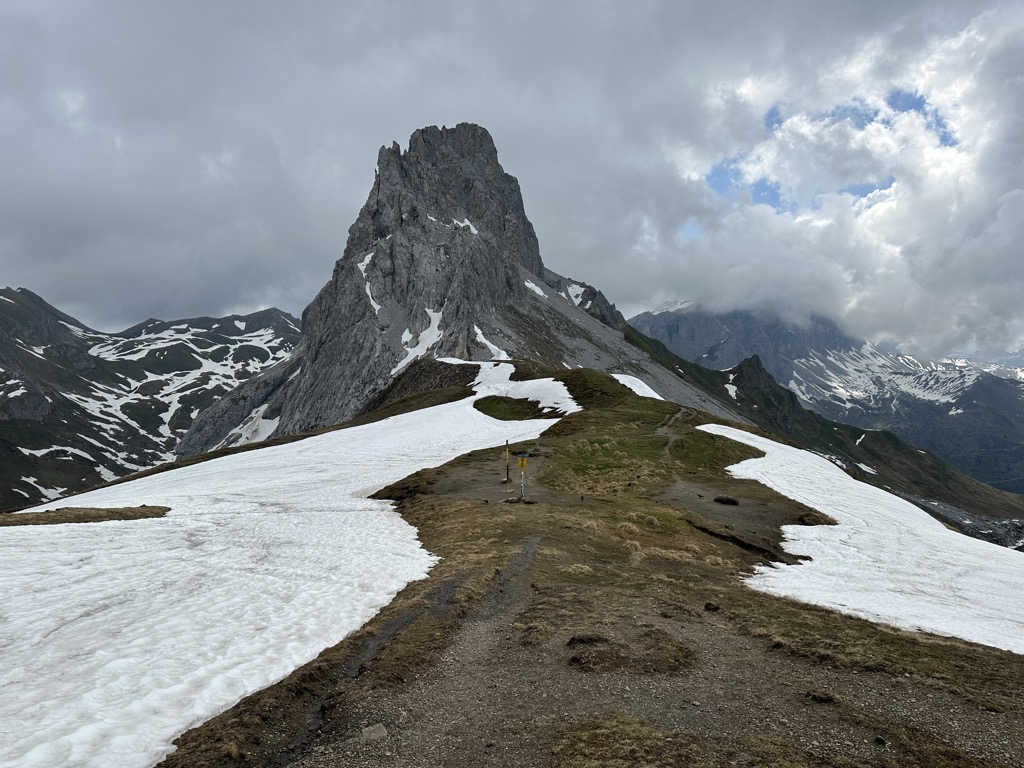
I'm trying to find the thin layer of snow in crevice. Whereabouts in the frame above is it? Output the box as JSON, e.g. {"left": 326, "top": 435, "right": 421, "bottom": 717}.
{"left": 452, "top": 218, "right": 478, "bottom": 234}
{"left": 524, "top": 280, "right": 546, "bottom": 298}
{"left": 611, "top": 374, "right": 664, "bottom": 401}
{"left": 2, "top": 362, "right": 570, "bottom": 768}
{"left": 364, "top": 284, "right": 381, "bottom": 315}
{"left": 473, "top": 325, "right": 510, "bottom": 360}
{"left": 567, "top": 283, "right": 585, "bottom": 306}
{"left": 391, "top": 309, "right": 443, "bottom": 376}
{"left": 698, "top": 423, "right": 1024, "bottom": 655}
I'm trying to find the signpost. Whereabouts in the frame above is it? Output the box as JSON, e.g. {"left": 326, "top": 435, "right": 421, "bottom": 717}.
{"left": 512, "top": 451, "right": 529, "bottom": 498}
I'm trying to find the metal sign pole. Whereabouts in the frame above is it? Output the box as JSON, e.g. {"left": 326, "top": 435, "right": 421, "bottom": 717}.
{"left": 512, "top": 451, "right": 528, "bottom": 500}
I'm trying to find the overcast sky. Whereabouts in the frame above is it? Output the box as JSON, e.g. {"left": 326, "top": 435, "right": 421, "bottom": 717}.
{"left": 2, "top": 1, "right": 1022, "bottom": 359}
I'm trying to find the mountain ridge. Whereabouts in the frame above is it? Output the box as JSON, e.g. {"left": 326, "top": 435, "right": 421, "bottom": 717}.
{"left": 0, "top": 286, "right": 300, "bottom": 509}
{"left": 630, "top": 303, "right": 1024, "bottom": 494}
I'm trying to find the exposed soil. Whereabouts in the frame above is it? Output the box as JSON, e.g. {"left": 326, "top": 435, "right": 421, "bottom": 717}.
{"left": 159, "top": 411, "right": 1024, "bottom": 768}
{"left": 0, "top": 505, "right": 169, "bottom": 526}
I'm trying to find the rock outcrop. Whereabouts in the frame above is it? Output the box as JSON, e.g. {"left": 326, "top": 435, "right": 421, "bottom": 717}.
{"left": 179, "top": 124, "right": 745, "bottom": 456}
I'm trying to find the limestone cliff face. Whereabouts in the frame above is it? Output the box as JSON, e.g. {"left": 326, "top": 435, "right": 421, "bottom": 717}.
{"left": 180, "top": 124, "right": 547, "bottom": 451}
{"left": 281, "top": 123, "right": 549, "bottom": 435}
{"left": 178, "top": 123, "right": 744, "bottom": 456}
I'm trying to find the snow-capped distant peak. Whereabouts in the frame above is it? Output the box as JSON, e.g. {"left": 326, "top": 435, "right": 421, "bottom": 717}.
{"left": 651, "top": 299, "right": 696, "bottom": 315}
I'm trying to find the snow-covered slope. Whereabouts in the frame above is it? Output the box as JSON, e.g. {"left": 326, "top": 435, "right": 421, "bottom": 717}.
{"left": 700, "top": 424, "right": 1024, "bottom": 654}
{"left": 0, "top": 362, "right": 571, "bottom": 768}
{"left": 0, "top": 287, "right": 300, "bottom": 510}
{"left": 787, "top": 343, "right": 981, "bottom": 411}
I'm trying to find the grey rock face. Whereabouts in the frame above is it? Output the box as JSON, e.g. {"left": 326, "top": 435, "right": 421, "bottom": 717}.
{"left": 278, "top": 123, "right": 545, "bottom": 435}
{"left": 541, "top": 269, "right": 626, "bottom": 331}
{"left": 183, "top": 124, "right": 548, "bottom": 451}
{"left": 180, "top": 124, "right": 747, "bottom": 456}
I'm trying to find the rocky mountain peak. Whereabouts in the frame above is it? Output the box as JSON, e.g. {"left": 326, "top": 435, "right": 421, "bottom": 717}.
{"left": 343, "top": 122, "right": 543, "bottom": 280}
{"left": 179, "top": 124, "right": 746, "bottom": 456}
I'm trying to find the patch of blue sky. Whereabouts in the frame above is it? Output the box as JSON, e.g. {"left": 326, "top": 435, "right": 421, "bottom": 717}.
{"left": 928, "top": 113, "right": 957, "bottom": 147}
{"left": 838, "top": 176, "right": 895, "bottom": 198}
{"left": 885, "top": 88, "right": 957, "bottom": 146}
{"left": 823, "top": 100, "right": 878, "bottom": 129}
{"left": 763, "top": 104, "right": 784, "bottom": 132}
{"left": 751, "top": 178, "right": 787, "bottom": 210}
{"left": 705, "top": 157, "right": 744, "bottom": 199}
{"left": 705, "top": 158, "right": 795, "bottom": 214}
{"left": 885, "top": 88, "right": 926, "bottom": 114}
{"left": 677, "top": 218, "right": 703, "bottom": 241}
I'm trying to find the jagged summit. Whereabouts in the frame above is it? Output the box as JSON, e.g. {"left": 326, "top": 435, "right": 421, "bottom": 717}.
{"left": 354, "top": 123, "right": 544, "bottom": 278}
{"left": 178, "top": 124, "right": 742, "bottom": 455}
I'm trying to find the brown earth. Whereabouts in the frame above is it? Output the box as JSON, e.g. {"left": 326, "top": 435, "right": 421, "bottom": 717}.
{"left": 158, "top": 398, "right": 1024, "bottom": 768}
{"left": 0, "top": 505, "right": 169, "bottom": 525}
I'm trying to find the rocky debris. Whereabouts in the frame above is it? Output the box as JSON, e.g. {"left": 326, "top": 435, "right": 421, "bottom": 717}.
{"left": 344, "top": 723, "right": 388, "bottom": 744}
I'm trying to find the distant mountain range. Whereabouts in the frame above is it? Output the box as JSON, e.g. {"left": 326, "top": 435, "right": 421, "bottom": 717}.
{"left": 0, "top": 287, "right": 299, "bottom": 509}
{"left": 630, "top": 303, "right": 1024, "bottom": 494}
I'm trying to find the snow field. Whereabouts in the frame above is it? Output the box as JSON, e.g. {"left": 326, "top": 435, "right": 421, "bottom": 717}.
{"left": 698, "top": 424, "right": 1024, "bottom": 655}
{"left": 1, "top": 363, "right": 574, "bottom": 767}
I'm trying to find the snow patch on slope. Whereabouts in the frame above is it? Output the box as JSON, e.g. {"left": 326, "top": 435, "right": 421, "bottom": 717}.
{"left": 698, "top": 423, "right": 1024, "bottom": 655}
{"left": 612, "top": 374, "right": 664, "bottom": 400}
{"left": 216, "top": 403, "right": 280, "bottom": 449}
{"left": 2, "top": 362, "right": 568, "bottom": 767}
{"left": 652, "top": 299, "right": 696, "bottom": 315}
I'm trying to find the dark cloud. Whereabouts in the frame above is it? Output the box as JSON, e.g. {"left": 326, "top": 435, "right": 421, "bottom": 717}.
{"left": 1, "top": 1, "right": 1019, "bottom": 358}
